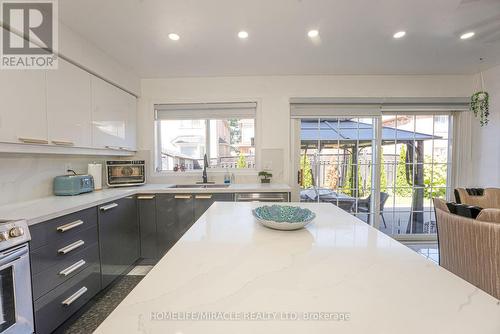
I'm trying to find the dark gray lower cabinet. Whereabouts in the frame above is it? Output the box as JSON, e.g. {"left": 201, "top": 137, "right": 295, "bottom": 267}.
{"left": 29, "top": 208, "right": 101, "bottom": 334}
{"left": 33, "top": 264, "right": 101, "bottom": 334}
{"left": 194, "top": 193, "right": 234, "bottom": 221}
{"left": 154, "top": 192, "right": 234, "bottom": 257}
{"left": 98, "top": 196, "right": 140, "bottom": 288}
{"left": 156, "top": 194, "right": 194, "bottom": 257}
{"left": 138, "top": 194, "right": 158, "bottom": 259}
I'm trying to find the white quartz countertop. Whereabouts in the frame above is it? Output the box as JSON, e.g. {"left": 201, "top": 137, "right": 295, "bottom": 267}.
{"left": 95, "top": 202, "right": 500, "bottom": 334}
{"left": 0, "top": 183, "right": 291, "bottom": 225}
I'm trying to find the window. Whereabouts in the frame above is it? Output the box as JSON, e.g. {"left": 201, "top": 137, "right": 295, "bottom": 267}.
{"left": 297, "top": 113, "right": 453, "bottom": 237}
{"left": 154, "top": 102, "right": 256, "bottom": 171}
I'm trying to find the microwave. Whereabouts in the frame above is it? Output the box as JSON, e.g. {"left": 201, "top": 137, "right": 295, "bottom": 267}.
{"left": 106, "top": 160, "right": 146, "bottom": 187}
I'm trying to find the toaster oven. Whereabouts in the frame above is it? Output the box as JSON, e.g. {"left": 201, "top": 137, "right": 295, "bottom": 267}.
{"left": 106, "top": 160, "right": 145, "bottom": 187}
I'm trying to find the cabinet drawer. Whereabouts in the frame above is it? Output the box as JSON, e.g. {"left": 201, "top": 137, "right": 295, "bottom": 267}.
{"left": 30, "top": 225, "right": 98, "bottom": 274}
{"left": 32, "top": 243, "right": 99, "bottom": 300}
{"left": 29, "top": 207, "right": 97, "bottom": 250}
{"left": 34, "top": 263, "right": 101, "bottom": 334}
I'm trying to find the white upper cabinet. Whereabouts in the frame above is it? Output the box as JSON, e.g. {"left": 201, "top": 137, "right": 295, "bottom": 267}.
{"left": 46, "top": 59, "right": 92, "bottom": 147}
{"left": 0, "top": 70, "right": 47, "bottom": 144}
{"left": 91, "top": 77, "right": 137, "bottom": 150}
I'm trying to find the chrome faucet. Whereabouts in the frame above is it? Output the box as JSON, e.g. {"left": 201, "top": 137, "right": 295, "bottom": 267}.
{"left": 202, "top": 153, "right": 208, "bottom": 183}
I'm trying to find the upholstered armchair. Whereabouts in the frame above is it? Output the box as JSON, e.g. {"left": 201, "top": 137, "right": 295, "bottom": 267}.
{"left": 434, "top": 198, "right": 500, "bottom": 299}
{"left": 454, "top": 188, "right": 500, "bottom": 209}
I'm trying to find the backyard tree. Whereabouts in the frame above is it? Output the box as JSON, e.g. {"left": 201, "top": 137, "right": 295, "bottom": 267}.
{"left": 395, "top": 145, "right": 412, "bottom": 197}
{"left": 237, "top": 152, "right": 247, "bottom": 168}
{"left": 423, "top": 156, "right": 447, "bottom": 199}
{"left": 406, "top": 141, "right": 425, "bottom": 234}
{"left": 300, "top": 154, "right": 313, "bottom": 189}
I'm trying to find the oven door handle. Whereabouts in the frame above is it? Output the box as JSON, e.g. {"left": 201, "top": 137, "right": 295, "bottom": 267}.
{"left": 0, "top": 244, "right": 29, "bottom": 267}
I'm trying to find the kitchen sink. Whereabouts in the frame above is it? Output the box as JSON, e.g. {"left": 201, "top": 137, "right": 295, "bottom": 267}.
{"left": 172, "top": 184, "right": 230, "bottom": 189}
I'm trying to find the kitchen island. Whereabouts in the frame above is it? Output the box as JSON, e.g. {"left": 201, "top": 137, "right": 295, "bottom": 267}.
{"left": 95, "top": 202, "right": 500, "bottom": 334}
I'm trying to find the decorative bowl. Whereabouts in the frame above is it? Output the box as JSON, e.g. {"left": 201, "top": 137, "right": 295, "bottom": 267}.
{"left": 252, "top": 205, "right": 315, "bottom": 231}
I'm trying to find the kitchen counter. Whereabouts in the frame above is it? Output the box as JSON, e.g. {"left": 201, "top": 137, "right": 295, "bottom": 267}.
{"left": 0, "top": 183, "right": 291, "bottom": 225}
{"left": 95, "top": 202, "right": 500, "bottom": 334}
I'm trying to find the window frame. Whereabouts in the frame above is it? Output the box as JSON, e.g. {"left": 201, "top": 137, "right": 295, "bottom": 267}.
{"left": 154, "top": 98, "right": 262, "bottom": 176}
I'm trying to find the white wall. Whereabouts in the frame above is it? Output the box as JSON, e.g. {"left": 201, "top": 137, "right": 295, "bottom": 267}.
{"left": 139, "top": 74, "right": 474, "bottom": 185}
{"left": 467, "top": 64, "right": 500, "bottom": 187}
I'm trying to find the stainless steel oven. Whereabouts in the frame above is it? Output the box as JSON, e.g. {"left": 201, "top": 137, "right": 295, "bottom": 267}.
{"left": 106, "top": 160, "right": 146, "bottom": 187}
{"left": 0, "top": 220, "right": 33, "bottom": 334}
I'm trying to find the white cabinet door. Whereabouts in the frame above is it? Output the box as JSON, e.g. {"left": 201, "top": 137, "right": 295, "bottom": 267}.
{"left": 91, "top": 77, "right": 137, "bottom": 150}
{"left": 47, "top": 59, "right": 92, "bottom": 147}
{"left": 0, "top": 70, "right": 47, "bottom": 144}
{"left": 124, "top": 93, "right": 137, "bottom": 150}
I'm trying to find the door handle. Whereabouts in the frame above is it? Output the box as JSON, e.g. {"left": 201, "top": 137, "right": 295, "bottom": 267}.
{"left": 58, "top": 240, "right": 85, "bottom": 255}
{"left": 62, "top": 287, "right": 88, "bottom": 306}
{"left": 52, "top": 140, "right": 75, "bottom": 146}
{"left": 137, "top": 195, "right": 155, "bottom": 200}
{"left": 18, "top": 137, "right": 49, "bottom": 144}
{"left": 57, "top": 220, "right": 84, "bottom": 232}
{"left": 100, "top": 203, "right": 118, "bottom": 211}
{"left": 59, "top": 259, "right": 86, "bottom": 276}
{"left": 174, "top": 195, "right": 192, "bottom": 199}
{"left": 195, "top": 195, "right": 213, "bottom": 199}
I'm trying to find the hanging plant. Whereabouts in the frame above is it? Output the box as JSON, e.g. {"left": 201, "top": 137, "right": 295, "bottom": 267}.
{"left": 470, "top": 91, "right": 489, "bottom": 126}
{"left": 470, "top": 69, "right": 489, "bottom": 126}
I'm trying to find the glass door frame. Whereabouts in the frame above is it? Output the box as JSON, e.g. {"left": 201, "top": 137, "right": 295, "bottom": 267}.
{"left": 291, "top": 113, "right": 455, "bottom": 242}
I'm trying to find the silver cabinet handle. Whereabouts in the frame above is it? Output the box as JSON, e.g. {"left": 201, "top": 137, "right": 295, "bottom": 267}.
{"left": 59, "top": 259, "right": 86, "bottom": 276}
{"left": 18, "top": 137, "right": 49, "bottom": 144}
{"left": 195, "top": 195, "right": 213, "bottom": 199}
{"left": 100, "top": 203, "right": 118, "bottom": 211}
{"left": 57, "top": 220, "right": 84, "bottom": 232}
{"left": 52, "top": 140, "right": 75, "bottom": 146}
{"left": 137, "top": 195, "right": 155, "bottom": 200}
{"left": 58, "top": 240, "right": 85, "bottom": 255}
{"left": 174, "top": 195, "right": 192, "bottom": 199}
{"left": 62, "top": 287, "right": 88, "bottom": 306}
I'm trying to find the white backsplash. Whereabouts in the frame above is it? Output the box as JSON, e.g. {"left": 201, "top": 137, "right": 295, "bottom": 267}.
{"left": 0, "top": 153, "right": 111, "bottom": 206}
{"left": 0, "top": 150, "right": 282, "bottom": 207}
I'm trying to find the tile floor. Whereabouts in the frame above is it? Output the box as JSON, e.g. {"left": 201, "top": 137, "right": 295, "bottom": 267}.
{"left": 404, "top": 242, "right": 439, "bottom": 264}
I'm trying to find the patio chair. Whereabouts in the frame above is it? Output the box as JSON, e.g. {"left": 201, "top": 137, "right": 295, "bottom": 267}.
{"left": 357, "top": 192, "right": 390, "bottom": 228}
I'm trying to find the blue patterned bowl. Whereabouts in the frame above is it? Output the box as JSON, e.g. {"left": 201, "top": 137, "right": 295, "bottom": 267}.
{"left": 252, "top": 205, "right": 315, "bottom": 230}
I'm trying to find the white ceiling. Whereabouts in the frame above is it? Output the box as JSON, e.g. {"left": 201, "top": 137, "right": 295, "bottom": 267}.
{"left": 59, "top": 0, "right": 500, "bottom": 78}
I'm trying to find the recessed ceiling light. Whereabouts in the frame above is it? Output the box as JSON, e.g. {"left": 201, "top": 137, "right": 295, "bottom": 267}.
{"left": 460, "top": 32, "right": 475, "bottom": 40}
{"left": 168, "top": 33, "right": 180, "bottom": 41}
{"left": 238, "top": 31, "right": 249, "bottom": 39}
{"left": 393, "top": 31, "right": 406, "bottom": 39}
{"left": 308, "top": 29, "right": 319, "bottom": 38}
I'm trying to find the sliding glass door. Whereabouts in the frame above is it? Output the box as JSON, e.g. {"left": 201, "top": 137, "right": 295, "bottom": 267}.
{"left": 296, "top": 113, "right": 453, "bottom": 239}
{"left": 298, "top": 117, "right": 378, "bottom": 224}
{"left": 379, "top": 114, "right": 452, "bottom": 236}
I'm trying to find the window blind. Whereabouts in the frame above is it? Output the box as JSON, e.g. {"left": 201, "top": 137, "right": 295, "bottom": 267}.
{"left": 290, "top": 97, "right": 469, "bottom": 118}
{"left": 155, "top": 102, "right": 257, "bottom": 120}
